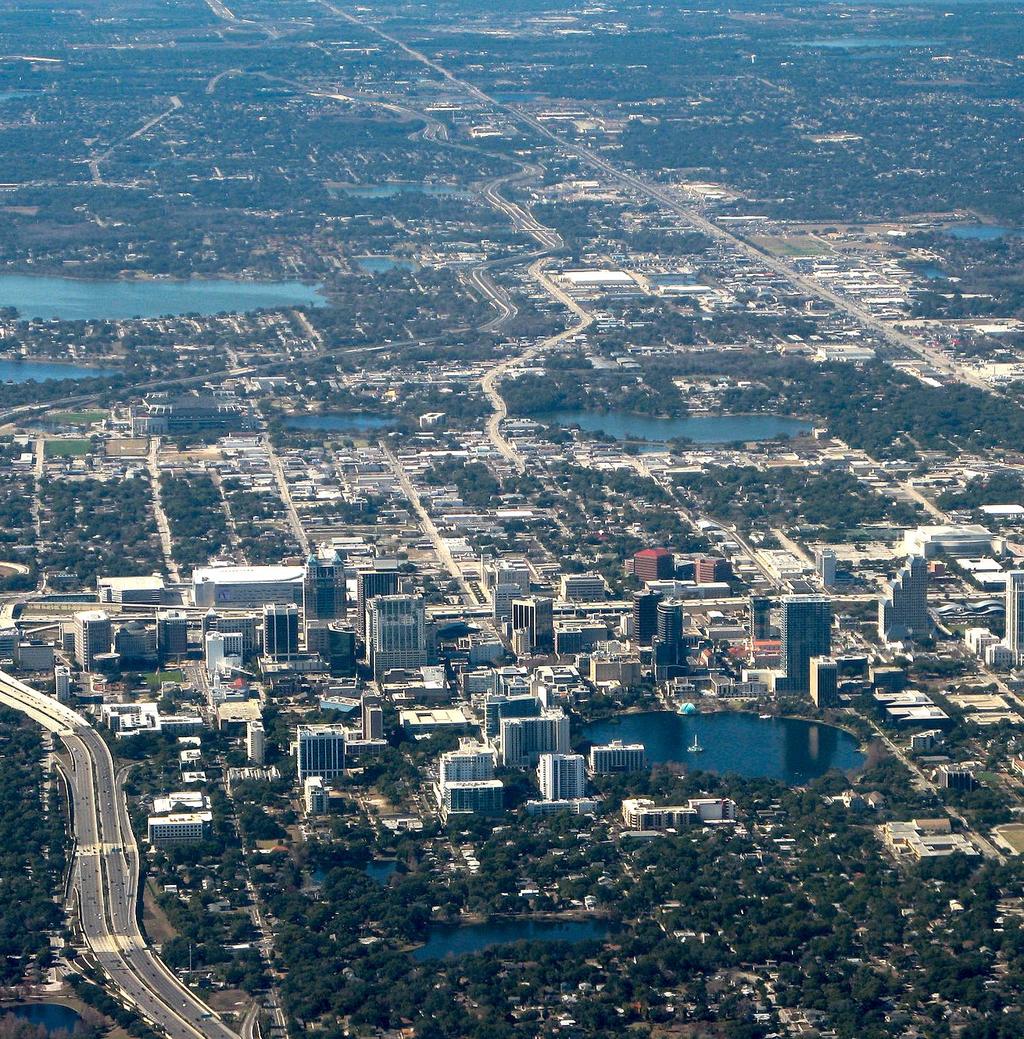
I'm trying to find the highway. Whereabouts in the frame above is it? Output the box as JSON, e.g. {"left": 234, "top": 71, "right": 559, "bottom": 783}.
{"left": 327, "top": 1, "right": 994, "bottom": 396}
{"left": 0, "top": 670, "right": 239, "bottom": 1039}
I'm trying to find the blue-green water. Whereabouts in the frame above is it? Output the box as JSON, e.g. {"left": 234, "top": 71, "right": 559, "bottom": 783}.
{"left": 412, "top": 918, "right": 611, "bottom": 961}
{"left": 0, "top": 275, "right": 326, "bottom": 321}
{"left": 946, "top": 224, "right": 1018, "bottom": 241}
{"left": 6, "top": 1004, "right": 82, "bottom": 1034}
{"left": 0, "top": 358, "right": 105, "bottom": 382}
{"left": 353, "top": 256, "right": 418, "bottom": 274}
{"left": 796, "top": 37, "right": 940, "bottom": 49}
{"left": 285, "top": 412, "right": 394, "bottom": 432}
{"left": 582, "top": 712, "right": 863, "bottom": 785}
{"left": 366, "top": 860, "right": 398, "bottom": 885}
{"left": 539, "top": 410, "right": 811, "bottom": 444}
{"left": 337, "top": 183, "right": 468, "bottom": 198}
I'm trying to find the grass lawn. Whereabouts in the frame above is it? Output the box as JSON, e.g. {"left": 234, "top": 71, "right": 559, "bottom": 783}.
{"left": 144, "top": 669, "right": 185, "bottom": 689}
{"left": 44, "top": 438, "right": 93, "bottom": 457}
{"left": 753, "top": 234, "right": 829, "bottom": 257}
{"left": 50, "top": 410, "right": 106, "bottom": 426}
{"left": 994, "top": 823, "right": 1024, "bottom": 854}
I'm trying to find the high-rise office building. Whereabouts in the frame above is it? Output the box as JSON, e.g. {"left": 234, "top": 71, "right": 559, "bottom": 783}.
{"left": 655, "top": 599, "right": 686, "bottom": 669}
{"left": 510, "top": 596, "right": 554, "bottom": 655}
{"left": 156, "top": 610, "right": 189, "bottom": 659}
{"left": 537, "top": 753, "right": 586, "bottom": 801}
{"left": 205, "top": 630, "right": 243, "bottom": 679}
{"left": 296, "top": 724, "right": 346, "bottom": 781}
{"left": 360, "top": 692, "right": 384, "bottom": 740}
{"left": 367, "top": 594, "right": 428, "bottom": 676}
{"left": 305, "top": 621, "right": 357, "bottom": 674}
{"left": 879, "top": 555, "right": 929, "bottom": 644}
{"left": 491, "top": 561, "right": 531, "bottom": 622}
{"left": 695, "top": 557, "right": 729, "bottom": 584}
{"left": 749, "top": 596, "right": 773, "bottom": 645}
{"left": 633, "top": 548, "right": 674, "bottom": 583}
{"left": 54, "top": 665, "right": 72, "bottom": 704}
{"left": 1006, "top": 571, "right": 1024, "bottom": 659}
{"left": 499, "top": 709, "right": 570, "bottom": 767}
{"left": 355, "top": 561, "right": 400, "bottom": 636}
{"left": 809, "top": 655, "right": 839, "bottom": 709}
{"left": 778, "top": 595, "right": 832, "bottom": 695}
{"left": 202, "top": 610, "right": 259, "bottom": 656}
{"left": 263, "top": 604, "right": 299, "bottom": 661}
{"left": 303, "top": 546, "right": 346, "bottom": 621}
{"left": 816, "top": 548, "right": 838, "bottom": 588}
{"left": 246, "top": 721, "right": 266, "bottom": 765}
{"left": 73, "top": 610, "right": 112, "bottom": 670}
{"left": 632, "top": 589, "right": 662, "bottom": 645}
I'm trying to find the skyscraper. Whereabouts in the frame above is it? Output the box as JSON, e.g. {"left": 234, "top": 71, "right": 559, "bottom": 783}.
{"left": 809, "top": 655, "right": 839, "bottom": 709}
{"left": 749, "top": 596, "right": 772, "bottom": 645}
{"left": 303, "top": 546, "right": 346, "bottom": 621}
{"left": 816, "top": 548, "right": 837, "bottom": 588}
{"left": 878, "top": 555, "right": 929, "bottom": 644}
{"left": 655, "top": 598, "right": 686, "bottom": 669}
{"left": 778, "top": 595, "right": 832, "bottom": 695}
{"left": 537, "top": 753, "right": 586, "bottom": 801}
{"left": 632, "top": 589, "right": 662, "bottom": 645}
{"left": 510, "top": 596, "right": 554, "bottom": 655}
{"left": 263, "top": 604, "right": 299, "bottom": 661}
{"left": 633, "top": 548, "right": 674, "bottom": 583}
{"left": 156, "top": 609, "right": 189, "bottom": 659}
{"left": 296, "top": 724, "right": 346, "bottom": 781}
{"left": 1005, "top": 570, "right": 1024, "bottom": 659}
{"left": 367, "top": 594, "right": 428, "bottom": 676}
{"left": 355, "top": 561, "right": 400, "bottom": 637}
{"left": 73, "top": 610, "right": 112, "bottom": 670}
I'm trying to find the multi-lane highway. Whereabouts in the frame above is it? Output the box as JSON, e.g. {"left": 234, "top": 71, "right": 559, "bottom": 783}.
{"left": 0, "top": 670, "right": 239, "bottom": 1039}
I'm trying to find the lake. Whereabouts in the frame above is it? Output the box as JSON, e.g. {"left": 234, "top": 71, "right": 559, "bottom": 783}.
{"left": 336, "top": 183, "right": 468, "bottom": 199}
{"left": 353, "top": 256, "right": 418, "bottom": 274}
{"left": 5, "top": 1004, "right": 82, "bottom": 1034}
{"left": 797, "top": 37, "right": 940, "bottom": 49}
{"left": 538, "top": 410, "right": 812, "bottom": 444}
{"left": 0, "top": 275, "right": 326, "bottom": 321}
{"left": 946, "top": 224, "right": 1019, "bottom": 241}
{"left": 285, "top": 412, "right": 394, "bottom": 432}
{"left": 366, "top": 859, "right": 398, "bottom": 885}
{"left": 582, "top": 712, "right": 863, "bottom": 785}
{"left": 0, "top": 358, "right": 106, "bottom": 382}
{"left": 412, "top": 918, "right": 612, "bottom": 961}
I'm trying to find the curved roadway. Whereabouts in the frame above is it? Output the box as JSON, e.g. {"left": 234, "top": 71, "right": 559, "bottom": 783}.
{"left": 0, "top": 670, "right": 239, "bottom": 1039}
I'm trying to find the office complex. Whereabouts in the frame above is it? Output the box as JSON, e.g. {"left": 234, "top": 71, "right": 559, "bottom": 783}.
{"left": 355, "top": 561, "right": 400, "bottom": 636}
{"left": 879, "top": 555, "right": 929, "bottom": 644}
{"left": 296, "top": 724, "right": 347, "bottom": 781}
{"left": 633, "top": 548, "right": 674, "bottom": 582}
{"left": 537, "top": 753, "right": 586, "bottom": 800}
{"left": 559, "top": 573, "right": 606, "bottom": 602}
{"left": 778, "top": 595, "right": 832, "bottom": 695}
{"left": 510, "top": 596, "right": 554, "bottom": 654}
{"left": 1005, "top": 571, "right": 1024, "bottom": 659}
{"left": 263, "top": 603, "right": 300, "bottom": 661}
{"left": 303, "top": 546, "right": 346, "bottom": 621}
{"left": 202, "top": 610, "right": 260, "bottom": 656}
{"left": 632, "top": 589, "right": 662, "bottom": 645}
{"left": 491, "top": 560, "right": 531, "bottom": 622}
{"left": 367, "top": 594, "right": 429, "bottom": 676}
{"left": 156, "top": 610, "right": 189, "bottom": 659}
{"left": 73, "top": 610, "right": 113, "bottom": 670}
{"left": 809, "top": 655, "right": 839, "bottom": 709}
{"left": 360, "top": 692, "right": 384, "bottom": 740}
